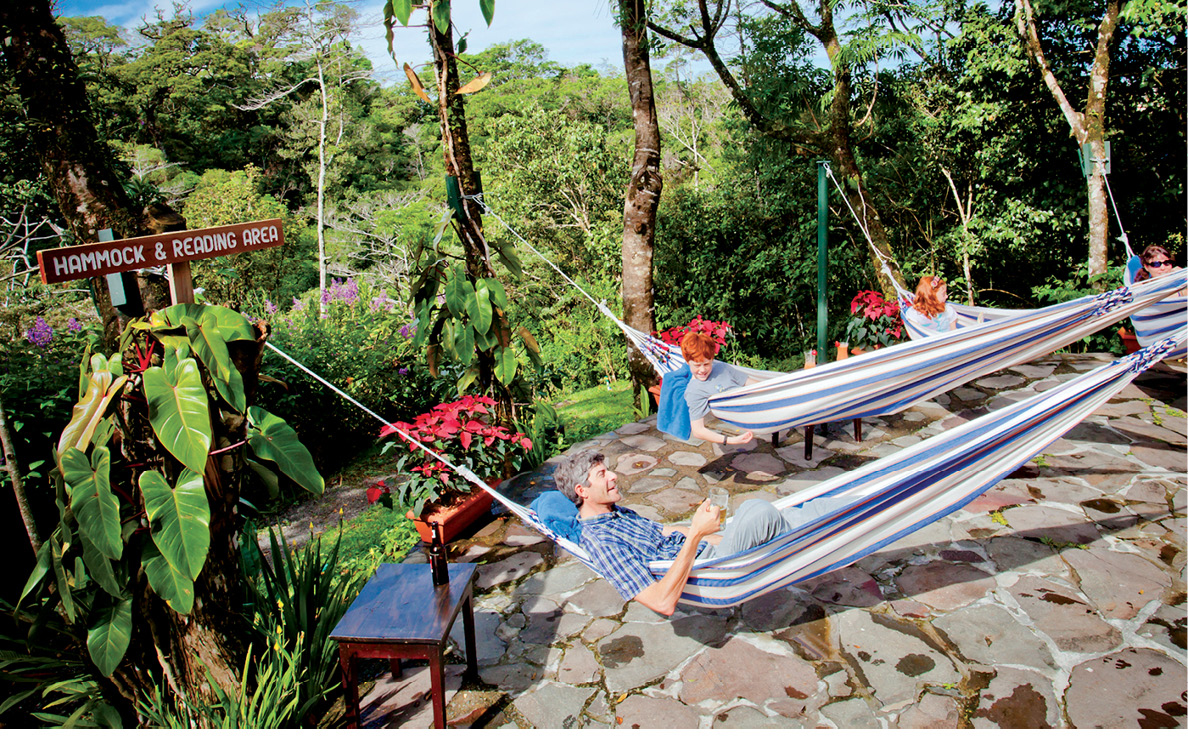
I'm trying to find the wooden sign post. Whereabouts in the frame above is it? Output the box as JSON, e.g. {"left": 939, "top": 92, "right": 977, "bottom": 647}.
{"left": 37, "top": 219, "right": 285, "bottom": 305}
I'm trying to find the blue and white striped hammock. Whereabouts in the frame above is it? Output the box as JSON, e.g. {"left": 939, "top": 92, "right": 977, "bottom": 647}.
{"left": 495, "top": 331, "right": 1183, "bottom": 607}
{"left": 615, "top": 271, "right": 1186, "bottom": 434}
{"left": 1122, "top": 255, "right": 1187, "bottom": 362}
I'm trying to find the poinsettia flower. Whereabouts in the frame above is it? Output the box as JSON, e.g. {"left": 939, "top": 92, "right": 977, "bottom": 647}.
{"left": 520, "top": 437, "right": 533, "bottom": 450}
{"left": 366, "top": 481, "right": 389, "bottom": 504}
{"left": 460, "top": 431, "right": 472, "bottom": 450}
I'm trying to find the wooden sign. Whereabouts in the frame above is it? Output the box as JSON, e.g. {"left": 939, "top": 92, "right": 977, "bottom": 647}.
{"left": 37, "top": 219, "right": 284, "bottom": 285}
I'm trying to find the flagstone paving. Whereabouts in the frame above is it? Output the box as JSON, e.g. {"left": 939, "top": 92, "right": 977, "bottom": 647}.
{"left": 355, "top": 353, "right": 1186, "bottom": 729}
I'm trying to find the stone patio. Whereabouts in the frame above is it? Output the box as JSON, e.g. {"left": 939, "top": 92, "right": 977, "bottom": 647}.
{"left": 357, "top": 353, "right": 1187, "bottom": 729}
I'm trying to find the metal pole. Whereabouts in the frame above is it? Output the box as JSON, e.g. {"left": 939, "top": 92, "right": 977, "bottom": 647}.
{"left": 817, "top": 161, "right": 828, "bottom": 363}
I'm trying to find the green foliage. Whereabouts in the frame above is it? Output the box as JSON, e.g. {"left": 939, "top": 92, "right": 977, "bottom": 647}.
{"left": 313, "top": 504, "right": 421, "bottom": 581}
{"left": 0, "top": 599, "right": 123, "bottom": 728}
{"left": 19, "top": 305, "right": 323, "bottom": 680}
{"left": 1031, "top": 264, "right": 1127, "bottom": 353}
{"left": 553, "top": 380, "right": 635, "bottom": 445}
{"left": 253, "top": 281, "right": 445, "bottom": 479}
{"left": 183, "top": 166, "right": 310, "bottom": 307}
{"left": 241, "top": 527, "right": 360, "bottom": 724}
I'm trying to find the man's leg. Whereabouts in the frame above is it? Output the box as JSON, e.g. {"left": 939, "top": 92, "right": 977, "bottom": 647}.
{"left": 779, "top": 494, "right": 850, "bottom": 531}
{"left": 702, "top": 500, "right": 790, "bottom": 558}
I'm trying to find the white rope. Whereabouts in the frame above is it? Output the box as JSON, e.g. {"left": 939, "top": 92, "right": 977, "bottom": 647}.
{"left": 1101, "top": 172, "right": 1134, "bottom": 259}
{"left": 263, "top": 341, "right": 486, "bottom": 489}
{"left": 822, "top": 164, "right": 907, "bottom": 297}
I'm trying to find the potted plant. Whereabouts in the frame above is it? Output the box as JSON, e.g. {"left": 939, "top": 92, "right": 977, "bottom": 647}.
{"left": 651, "top": 316, "right": 733, "bottom": 401}
{"left": 843, "top": 290, "right": 904, "bottom": 353}
{"left": 372, "top": 395, "right": 533, "bottom": 543}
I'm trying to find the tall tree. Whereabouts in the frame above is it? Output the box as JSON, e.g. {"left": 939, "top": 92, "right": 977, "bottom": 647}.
{"left": 619, "top": 0, "right": 664, "bottom": 397}
{"left": 649, "top": 0, "right": 911, "bottom": 294}
{"left": 1014, "top": 0, "right": 1128, "bottom": 280}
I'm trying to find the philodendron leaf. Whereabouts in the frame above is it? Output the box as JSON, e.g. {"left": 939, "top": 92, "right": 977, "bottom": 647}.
{"left": 246, "top": 407, "right": 324, "bottom": 495}
{"left": 140, "top": 469, "right": 210, "bottom": 581}
{"left": 494, "top": 345, "right": 518, "bottom": 385}
{"left": 182, "top": 316, "right": 246, "bottom": 412}
{"left": 393, "top": 0, "right": 412, "bottom": 25}
{"left": 142, "top": 539, "right": 194, "bottom": 614}
{"left": 157, "top": 304, "right": 256, "bottom": 342}
{"left": 432, "top": 0, "right": 451, "bottom": 33}
{"left": 468, "top": 284, "right": 493, "bottom": 334}
{"left": 57, "top": 369, "right": 127, "bottom": 462}
{"left": 80, "top": 534, "right": 123, "bottom": 598}
{"left": 143, "top": 359, "right": 212, "bottom": 475}
{"left": 479, "top": 0, "right": 494, "bottom": 25}
{"left": 62, "top": 447, "right": 122, "bottom": 561}
{"left": 87, "top": 597, "right": 132, "bottom": 678}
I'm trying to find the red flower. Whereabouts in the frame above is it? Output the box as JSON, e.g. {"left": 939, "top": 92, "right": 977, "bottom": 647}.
{"left": 366, "top": 481, "right": 389, "bottom": 504}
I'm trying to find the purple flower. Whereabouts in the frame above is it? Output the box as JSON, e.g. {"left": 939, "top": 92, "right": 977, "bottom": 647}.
{"left": 370, "top": 295, "right": 396, "bottom": 312}
{"left": 292, "top": 298, "right": 305, "bottom": 312}
{"left": 66, "top": 317, "right": 82, "bottom": 332}
{"left": 398, "top": 322, "right": 414, "bottom": 339}
{"left": 323, "top": 278, "right": 360, "bottom": 306}
{"left": 265, "top": 299, "right": 277, "bottom": 314}
{"left": 398, "top": 367, "right": 410, "bottom": 376}
{"left": 26, "top": 317, "right": 53, "bottom": 347}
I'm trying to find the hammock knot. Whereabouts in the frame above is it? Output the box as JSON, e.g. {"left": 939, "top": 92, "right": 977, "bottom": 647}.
{"left": 1090, "top": 287, "right": 1132, "bottom": 318}
{"left": 1123, "top": 335, "right": 1182, "bottom": 375}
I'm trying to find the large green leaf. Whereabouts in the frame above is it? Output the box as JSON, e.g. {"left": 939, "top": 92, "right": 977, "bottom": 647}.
{"left": 246, "top": 407, "right": 324, "bottom": 495}
{"left": 494, "top": 345, "right": 518, "bottom": 385}
{"left": 80, "top": 534, "right": 123, "bottom": 598}
{"left": 140, "top": 469, "right": 210, "bottom": 581}
{"left": 49, "top": 535, "right": 75, "bottom": 623}
{"left": 142, "top": 540, "right": 194, "bottom": 614}
{"left": 57, "top": 369, "right": 127, "bottom": 462}
{"left": 157, "top": 304, "right": 256, "bottom": 342}
{"left": 432, "top": 0, "right": 451, "bottom": 33}
{"left": 87, "top": 598, "right": 132, "bottom": 678}
{"left": 393, "top": 0, "right": 412, "bottom": 25}
{"left": 18, "top": 542, "right": 52, "bottom": 609}
{"left": 481, "top": 277, "right": 508, "bottom": 309}
{"left": 453, "top": 321, "right": 475, "bottom": 364}
{"left": 182, "top": 316, "right": 246, "bottom": 412}
{"left": 143, "top": 359, "right": 212, "bottom": 474}
{"left": 468, "top": 284, "right": 493, "bottom": 333}
{"left": 480, "top": 0, "right": 494, "bottom": 25}
{"left": 62, "top": 447, "right": 122, "bottom": 561}
{"left": 443, "top": 265, "right": 471, "bottom": 319}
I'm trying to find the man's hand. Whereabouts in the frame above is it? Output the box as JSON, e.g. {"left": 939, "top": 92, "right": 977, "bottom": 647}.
{"left": 691, "top": 498, "right": 721, "bottom": 537}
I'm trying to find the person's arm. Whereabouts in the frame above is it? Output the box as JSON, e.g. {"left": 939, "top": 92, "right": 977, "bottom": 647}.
{"left": 690, "top": 416, "right": 754, "bottom": 445}
{"left": 634, "top": 500, "right": 720, "bottom": 616}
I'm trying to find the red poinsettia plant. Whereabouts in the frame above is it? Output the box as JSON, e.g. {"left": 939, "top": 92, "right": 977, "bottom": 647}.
{"left": 373, "top": 395, "right": 532, "bottom": 516}
{"left": 657, "top": 315, "right": 732, "bottom": 348}
{"left": 844, "top": 290, "right": 904, "bottom": 348}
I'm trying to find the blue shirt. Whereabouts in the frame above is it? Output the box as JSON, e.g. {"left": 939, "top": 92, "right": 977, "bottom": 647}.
{"left": 580, "top": 507, "right": 709, "bottom": 600}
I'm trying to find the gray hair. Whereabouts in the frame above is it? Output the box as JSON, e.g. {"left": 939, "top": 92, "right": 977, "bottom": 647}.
{"left": 552, "top": 450, "right": 606, "bottom": 506}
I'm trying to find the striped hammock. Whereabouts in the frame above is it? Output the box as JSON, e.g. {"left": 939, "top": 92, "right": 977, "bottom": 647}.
{"left": 615, "top": 271, "right": 1186, "bottom": 434}
{"left": 1122, "top": 255, "right": 1188, "bottom": 361}
{"left": 485, "top": 331, "right": 1184, "bottom": 608}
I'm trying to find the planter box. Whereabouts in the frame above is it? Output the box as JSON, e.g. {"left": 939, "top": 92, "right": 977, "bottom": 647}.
{"left": 406, "top": 485, "right": 494, "bottom": 544}
{"left": 1118, "top": 327, "right": 1140, "bottom": 355}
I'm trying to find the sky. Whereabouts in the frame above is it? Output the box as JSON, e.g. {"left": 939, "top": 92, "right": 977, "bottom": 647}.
{"left": 53, "top": 0, "right": 657, "bottom": 86}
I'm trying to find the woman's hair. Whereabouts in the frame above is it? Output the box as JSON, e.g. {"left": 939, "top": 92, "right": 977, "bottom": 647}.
{"left": 680, "top": 331, "right": 720, "bottom": 363}
{"left": 1135, "top": 244, "right": 1174, "bottom": 282}
{"left": 912, "top": 276, "right": 946, "bottom": 318}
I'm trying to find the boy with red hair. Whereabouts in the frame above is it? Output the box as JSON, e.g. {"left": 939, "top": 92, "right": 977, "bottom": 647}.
{"left": 680, "top": 332, "right": 757, "bottom": 446}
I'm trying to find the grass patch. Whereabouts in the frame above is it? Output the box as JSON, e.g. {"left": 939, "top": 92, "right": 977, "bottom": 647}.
{"left": 554, "top": 380, "right": 635, "bottom": 444}
{"left": 316, "top": 503, "right": 421, "bottom": 581}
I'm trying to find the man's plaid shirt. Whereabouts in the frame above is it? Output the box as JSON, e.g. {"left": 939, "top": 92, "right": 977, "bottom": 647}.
{"left": 580, "top": 506, "right": 708, "bottom": 600}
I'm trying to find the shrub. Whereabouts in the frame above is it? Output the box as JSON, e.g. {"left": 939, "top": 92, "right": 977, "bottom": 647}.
{"left": 250, "top": 280, "right": 447, "bottom": 484}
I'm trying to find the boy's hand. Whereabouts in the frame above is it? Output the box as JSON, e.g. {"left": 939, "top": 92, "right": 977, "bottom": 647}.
{"left": 726, "top": 430, "right": 754, "bottom": 445}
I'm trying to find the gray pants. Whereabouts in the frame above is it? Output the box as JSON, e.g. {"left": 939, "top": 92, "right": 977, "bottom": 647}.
{"left": 698, "top": 497, "right": 847, "bottom": 559}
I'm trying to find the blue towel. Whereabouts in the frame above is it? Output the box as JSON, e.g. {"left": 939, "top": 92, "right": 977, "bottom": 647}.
{"left": 529, "top": 491, "right": 582, "bottom": 543}
{"left": 656, "top": 364, "right": 692, "bottom": 441}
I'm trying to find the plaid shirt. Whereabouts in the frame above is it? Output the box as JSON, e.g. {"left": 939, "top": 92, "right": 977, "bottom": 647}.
{"left": 580, "top": 506, "right": 708, "bottom": 601}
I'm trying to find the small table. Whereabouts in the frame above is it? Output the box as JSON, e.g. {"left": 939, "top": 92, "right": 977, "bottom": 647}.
{"left": 329, "top": 562, "right": 479, "bottom": 729}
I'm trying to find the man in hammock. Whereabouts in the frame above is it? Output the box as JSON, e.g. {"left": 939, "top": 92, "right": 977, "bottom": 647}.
{"left": 553, "top": 450, "right": 847, "bottom": 616}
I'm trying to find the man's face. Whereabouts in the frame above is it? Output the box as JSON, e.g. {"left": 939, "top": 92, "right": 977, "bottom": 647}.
{"left": 578, "top": 462, "right": 619, "bottom": 506}
{"left": 688, "top": 359, "right": 713, "bottom": 382}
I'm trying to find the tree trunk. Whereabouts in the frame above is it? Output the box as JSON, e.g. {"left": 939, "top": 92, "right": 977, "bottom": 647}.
{"left": 1016, "top": 0, "right": 1123, "bottom": 283}
{"left": 620, "top": 0, "right": 662, "bottom": 398}
{"left": 0, "top": 1, "right": 251, "bottom": 714}
{"left": 0, "top": 392, "right": 39, "bottom": 553}
{"left": 0, "top": 0, "right": 140, "bottom": 351}
{"left": 428, "top": 18, "right": 507, "bottom": 415}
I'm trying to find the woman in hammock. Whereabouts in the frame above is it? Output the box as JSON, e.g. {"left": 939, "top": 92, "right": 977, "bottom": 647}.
{"left": 1134, "top": 244, "right": 1186, "bottom": 296}
{"left": 904, "top": 275, "right": 958, "bottom": 332}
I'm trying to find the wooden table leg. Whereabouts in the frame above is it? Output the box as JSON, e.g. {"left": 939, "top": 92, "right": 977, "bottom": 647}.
{"left": 462, "top": 592, "right": 478, "bottom": 680}
{"left": 428, "top": 648, "right": 446, "bottom": 729}
{"left": 854, "top": 418, "right": 863, "bottom": 442}
{"left": 804, "top": 425, "right": 814, "bottom": 460}
{"left": 339, "top": 647, "right": 360, "bottom": 728}
{"left": 390, "top": 658, "right": 402, "bottom": 678}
